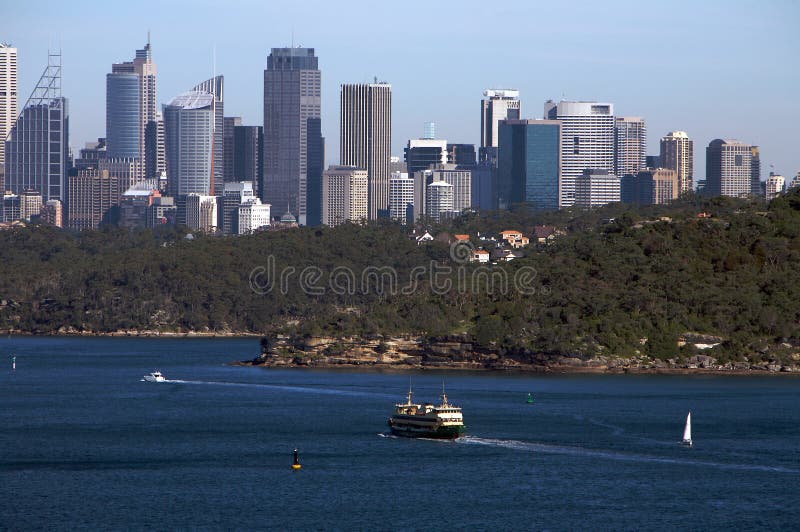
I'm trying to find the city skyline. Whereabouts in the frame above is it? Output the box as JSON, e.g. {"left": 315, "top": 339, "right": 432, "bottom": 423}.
{"left": 3, "top": 0, "right": 799, "bottom": 182}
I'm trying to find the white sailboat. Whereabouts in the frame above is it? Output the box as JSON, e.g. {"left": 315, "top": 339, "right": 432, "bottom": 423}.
{"left": 681, "top": 411, "right": 692, "bottom": 447}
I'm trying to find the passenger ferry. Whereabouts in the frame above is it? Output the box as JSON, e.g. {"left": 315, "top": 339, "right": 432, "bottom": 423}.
{"left": 388, "top": 386, "right": 465, "bottom": 439}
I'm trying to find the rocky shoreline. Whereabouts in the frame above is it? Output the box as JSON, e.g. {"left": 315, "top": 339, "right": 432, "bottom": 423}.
{"left": 0, "top": 327, "right": 260, "bottom": 338}
{"left": 241, "top": 335, "right": 800, "bottom": 375}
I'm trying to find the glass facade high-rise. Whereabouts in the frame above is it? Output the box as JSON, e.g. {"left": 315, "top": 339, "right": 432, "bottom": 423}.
{"left": 106, "top": 73, "right": 140, "bottom": 158}
{"left": 305, "top": 117, "right": 324, "bottom": 226}
{"left": 193, "top": 76, "right": 224, "bottom": 196}
{"left": 340, "top": 83, "right": 391, "bottom": 219}
{"left": 223, "top": 116, "right": 241, "bottom": 182}
{"left": 480, "top": 89, "right": 520, "bottom": 165}
{"left": 163, "top": 91, "right": 215, "bottom": 196}
{"left": 263, "top": 47, "right": 321, "bottom": 225}
{"left": 108, "top": 40, "right": 156, "bottom": 176}
{"left": 497, "top": 119, "right": 561, "bottom": 211}
{"left": 4, "top": 52, "right": 68, "bottom": 203}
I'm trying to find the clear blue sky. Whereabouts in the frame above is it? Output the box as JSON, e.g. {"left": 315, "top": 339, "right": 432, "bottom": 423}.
{"left": 4, "top": 0, "right": 799, "bottom": 180}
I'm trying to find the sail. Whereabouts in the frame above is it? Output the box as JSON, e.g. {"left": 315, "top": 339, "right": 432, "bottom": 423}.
{"left": 683, "top": 412, "right": 692, "bottom": 442}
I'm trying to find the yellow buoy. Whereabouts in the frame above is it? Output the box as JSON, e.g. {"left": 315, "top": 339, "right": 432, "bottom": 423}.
{"left": 292, "top": 449, "right": 302, "bottom": 470}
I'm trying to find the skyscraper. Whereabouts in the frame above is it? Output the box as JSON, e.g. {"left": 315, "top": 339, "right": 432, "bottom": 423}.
{"left": 233, "top": 125, "right": 263, "bottom": 186}
{"left": 222, "top": 181, "right": 255, "bottom": 235}
{"left": 497, "top": 119, "right": 562, "bottom": 211}
{"left": 426, "top": 181, "right": 454, "bottom": 223}
{"left": 389, "top": 172, "right": 413, "bottom": 223}
{"left": 163, "top": 91, "right": 215, "bottom": 196}
{"left": 614, "top": 116, "right": 646, "bottom": 178}
{"left": 144, "top": 112, "right": 165, "bottom": 180}
{"left": 263, "top": 47, "right": 321, "bottom": 225}
{"left": 660, "top": 131, "right": 694, "bottom": 194}
{"left": 67, "top": 168, "right": 120, "bottom": 230}
{"left": 544, "top": 100, "right": 615, "bottom": 208}
{"left": 480, "top": 89, "right": 520, "bottom": 164}
{"left": 193, "top": 76, "right": 224, "bottom": 195}
{"left": 305, "top": 117, "right": 324, "bottom": 226}
{"left": 404, "top": 138, "right": 447, "bottom": 177}
{"left": 223, "top": 116, "right": 241, "bottom": 182}
{"left": 108, "top": 41, "right": 156, "bottom": 173}
{"left": 705, "top": 139, "right": 755, "bottom": 198}
{"left": 574, "top": 169, "right": 620, "bottom": 209}
{"left": 0, "top": 43, "right": 18, "bottom": 173}
{"left": 621, "top": 168, "right": 679, "bottom": 205}
{"left": 340, "top": 82, "right": 391, "bottom": 219}
{"left": 322, "top": 165, "right": 368, "bottom": 226}
{"left": 4, "top": 52, "right": 68, "bottom": 202}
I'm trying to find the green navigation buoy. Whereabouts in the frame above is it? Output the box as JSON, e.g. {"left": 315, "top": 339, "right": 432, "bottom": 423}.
{"left": 526, "top": 393, "right": 534, "bottom": 404}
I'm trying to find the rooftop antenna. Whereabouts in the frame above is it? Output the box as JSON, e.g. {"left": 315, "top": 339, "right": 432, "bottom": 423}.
{"left": 147, "top": 29, "right": 151, "bottom": 47}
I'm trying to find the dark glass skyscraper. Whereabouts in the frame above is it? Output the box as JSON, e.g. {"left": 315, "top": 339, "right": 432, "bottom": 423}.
{"left": 305, "top": 117, "right": 324, "bottom": 226}
{"left": 497, "top": 119, "right": 561, "bottom": 211}
{"left": 4, "top": 52, "right": 68, "bottom": 202}
{"left": 263, "top": 47, "right": 321, "bottom": 224}
{"left": 233, "top": 125, "right": 263, "bottom": 188}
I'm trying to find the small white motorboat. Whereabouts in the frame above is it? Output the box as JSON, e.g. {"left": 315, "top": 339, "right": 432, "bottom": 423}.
{"left": 143, "top": 371, "right": 166, "bottom": 383}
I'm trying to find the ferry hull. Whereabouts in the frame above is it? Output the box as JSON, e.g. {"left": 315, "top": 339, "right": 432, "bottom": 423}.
{"left": 388, "top": 421, "right": 465, "bottom": 439}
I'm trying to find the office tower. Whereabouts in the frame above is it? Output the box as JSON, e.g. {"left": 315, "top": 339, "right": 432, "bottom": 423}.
{"left": 108, "top": 40, "right": 156, "bottom": 173}
{"left": 646, "top": 155, "right": 660, "bottom": 168}
{"left": 193, "top": 76, "right": 224, "bottom": 196}
{"left": 184, "top": 193, "right": 218, "bottom": 232}
{"left": 163, "top": 91, "right": 215, "bottom": 196}
{"left": 321, "top": 165, "right": 368, "bottom": 226}
{"left": 765, "top": 173, "right": 785, "bottom": 201}
{"left": 119, "top": 184, "right": 161, "bottom": 228}
{"left": 389, "top": 172, "right": 414, "bottom": 223}
{"left": 67, "top": 169, "right": 121, "bottom": 230}
{"left": 237, "top": 198, "right": 271, "bottom": 234}
{"left": 411, "top": 164, "right": 472, "bottom": 220}
{"left": 426, "top": 181, "right": 454, "bottom": 223}
{"left": 146, "top": 196, "right": 176, "bottom": 227}
{"left": 660, "top": 131, "right": 694, "bottom": 194}
{"left": 340, "top": 82, "right": 391, "bottom": 219}
{"left": 305, "top": 117, "right": 324, "bottom": 226}
{"left": 705, "top": 139, "right": 757, "bottom": 198}
{"left": 222, "top": 181, "right": 255, "bottom": 234}
{"left": 621, "top": 168, "right": 678, "bottom": 205}
{"left": 470, "top": 164, "right": 494, "bottom": 211}
{"left": 404, "top": 138, "right": 447, "bottom": 177}
{"left": 144, "top": 113, "right": 165, "bottom": 180}
{"left": 544, "top": 100, "right": 615, "bottom": 208}
{"left": 2, "top": 192, "right": 19, "bottom": 222}
{"left": 480, "top": 89, "right": 521, "bottom": 165}
{"left": 73, "top": 138, "right": 107, "bottom": 172}
{"left": 750, "top": 146, "right": 761, "bottom": 195}
{"left": 574, "top": 169, "right": 620, "bottom": 208}
{"left": 263, "top": 47, "right": 321, "bottom": 225}
{"left": 223, "top": 116, "right": 241, "bottom": 182}
{"left": 99, "top": 157, "right": 144, "bottom": 194}
{"left": 497, "top": 119, "right": 562, "bottom": 211}
{"left": 614, "top": 117, "right": 646, "bottom": 178}
{"left": 447, "top": 144, "right": 476, "bottom": 167}
{"left": 4, "top": 52, "right": 68, "bottom": 202}
{"left": 233, "top": 125, "right": 263, "bottom": 186}
{"left": 41, "top": 199, "right": 63, "bottom": 227}
{"left": 0, "top": 43, "right": 18, "bottom": 172}
{"left": 19, "top": 189, "right": 42, "bottom": 220}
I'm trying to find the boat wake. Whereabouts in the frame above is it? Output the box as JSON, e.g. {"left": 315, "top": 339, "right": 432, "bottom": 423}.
{"left": 457, "top": 436, "right": 799, "bottom": 474}
{"left": 162, "top": 379, "right": 394, "bottom": 398}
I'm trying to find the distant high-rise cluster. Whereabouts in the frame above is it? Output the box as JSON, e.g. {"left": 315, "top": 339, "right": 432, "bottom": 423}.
{"left": 2, "top": 37, "right": 792, "bottom": 231}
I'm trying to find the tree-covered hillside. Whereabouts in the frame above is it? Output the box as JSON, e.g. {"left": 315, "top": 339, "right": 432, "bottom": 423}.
{"left": 2, "top": 190, "right": 800, "bottom": 364}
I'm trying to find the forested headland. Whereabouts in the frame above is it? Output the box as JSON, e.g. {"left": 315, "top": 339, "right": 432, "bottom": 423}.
{"left": 3, "top": 190, "right": 800, "bottom": 371}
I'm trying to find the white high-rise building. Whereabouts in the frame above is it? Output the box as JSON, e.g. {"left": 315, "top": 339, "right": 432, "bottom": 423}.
{"left": 614, "top": 117, "right": 646, "bottom": 178}
{"left": 481, "top": 89, "right": 521, "bottom": 149}
{"left": 0, "top": 43, "right": 17, "bottom": 172}
{"left": 575, "top": 169, "right": 620, "bottom": 208}
{"left": 426, "top": 180, "right": 454, "bottom": 223}
{"left": 222, "top": 181, "right": 255, "bottom": 234}
{"left": 765, "top": 173, "right": 785, "bottom": 201}
{"left": 185, "top": 193, "right": 218, "bottom": 233}
{"left": 789, "top": 171, "right": 800, "bottom": 190}
{"left": 389, "top": 172, "right": 414, "bottom": 222}
{"left": 545, "top": 100, "right": 615, "bottom": 208}
{"left": 237, "top": 198, "right": 271, "bottom": 234}
{"left": 322, "top": 165, "right": 368, "bottom": 226}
